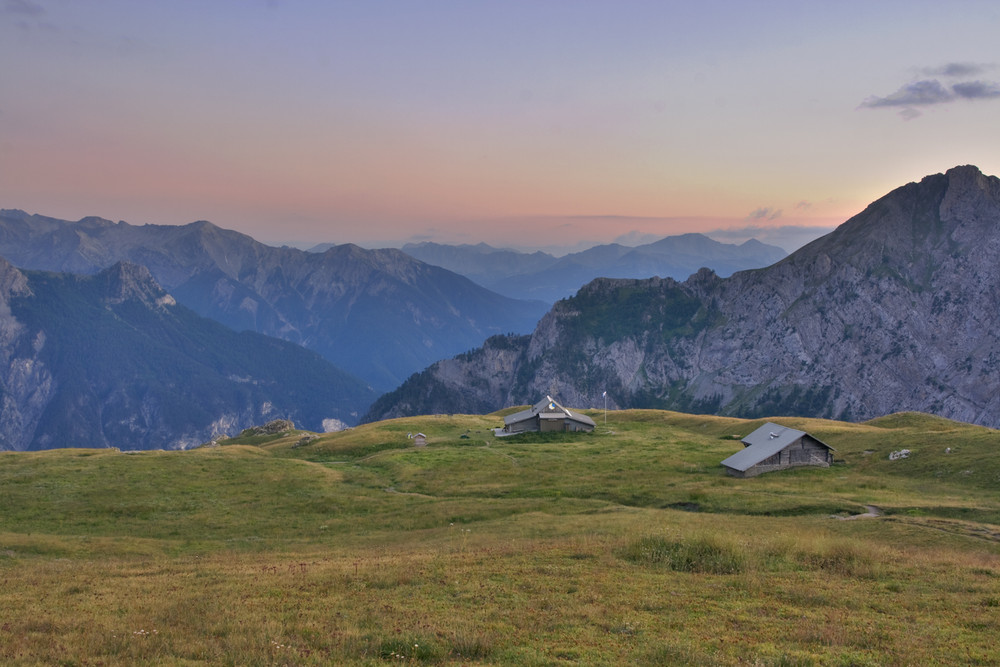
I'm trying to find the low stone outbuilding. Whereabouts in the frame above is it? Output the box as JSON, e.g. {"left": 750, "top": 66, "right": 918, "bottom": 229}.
{"left": 721, "top": 422, "right": 834, "bottom": 478}
{"left": 497, "top": 396, "right": 596, "bottom": 436}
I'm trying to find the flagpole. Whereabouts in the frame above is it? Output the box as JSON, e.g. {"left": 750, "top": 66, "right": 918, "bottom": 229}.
{"left": 603, "top": 391, "right": 607, "bottom": 426}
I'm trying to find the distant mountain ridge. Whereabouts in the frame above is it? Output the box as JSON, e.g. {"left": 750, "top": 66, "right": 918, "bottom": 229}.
{"left": 366, "top": 165, "right": 1000, "bottom": 429}
{"left": 398, "top": 242, "right": 557, "bottom": 290}
{"left": 401, "top": 234, "right": 786, "bottom": 303}
{"left": 0, "top": 212, "right": 548, "bottom": 390}
{"left": 0, "top": 258, "right": 375, "bottom": 450}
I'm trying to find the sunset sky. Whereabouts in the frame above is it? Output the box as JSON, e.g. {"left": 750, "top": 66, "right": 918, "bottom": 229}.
{"left": 2, "top": 0, "right": 999, "bottom": 252}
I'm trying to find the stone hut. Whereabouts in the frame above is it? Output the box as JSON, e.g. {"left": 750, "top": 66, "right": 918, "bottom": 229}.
{"left": 721, "top": 422, "right": 834, "bottom": 478}
{"left": 497, "top": 396, "right": 596, "bottom": 436}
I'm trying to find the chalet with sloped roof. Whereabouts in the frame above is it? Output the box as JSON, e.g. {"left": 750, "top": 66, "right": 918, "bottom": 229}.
{"left": 497, "top": 396, "right": 596, "bottom": 436}
{"left": 721, "top": 422, "right": 834, "bottom": 478}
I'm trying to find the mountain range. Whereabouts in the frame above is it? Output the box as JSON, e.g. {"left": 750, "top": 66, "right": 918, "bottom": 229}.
{"left": 366, "top": 165, "right": 1000, "bottom": 429}
{"left": 0, "top": 212, "right": 548, "bottom": 391}
{"left": 0, "top": 258, "right": 375, "bottom": 450}
{"left": 400, "top": 234, "right": 787, "bottom": 303}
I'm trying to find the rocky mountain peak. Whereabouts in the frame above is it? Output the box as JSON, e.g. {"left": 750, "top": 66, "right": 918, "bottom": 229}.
{"left": 939, "top": 164, "right": 1000, "bottom": 231}
{"left": 772, "top": 165, "right": 998, "bottom": 292}
{"left": 942, "top": 163, "right": 996, "bottom": 192}
{"left": 96, "top": 261, "right": 174, "bottom": 308}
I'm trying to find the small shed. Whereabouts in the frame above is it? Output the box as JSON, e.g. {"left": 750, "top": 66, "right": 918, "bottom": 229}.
{"left": 721, "top": 422, "right": 834, "bottom": 478}
{"left": 498, "top": 396, "right": 596, "bottom": 436}
{"left": 413, "top": 433, "right": 427, "bottom": 447}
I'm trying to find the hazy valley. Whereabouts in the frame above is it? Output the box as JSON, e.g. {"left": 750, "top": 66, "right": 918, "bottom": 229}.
{"left": 399, "top": 234, "right": 787, "bottom": 304}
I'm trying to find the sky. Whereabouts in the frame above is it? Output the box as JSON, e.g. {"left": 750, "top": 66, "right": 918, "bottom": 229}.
{"left": 2, "top": 1, "right": 999, "bottom": 254}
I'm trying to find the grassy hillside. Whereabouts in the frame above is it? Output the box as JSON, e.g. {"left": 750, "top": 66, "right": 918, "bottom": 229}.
{"left": 2, "top": 410, "right": 999, "bottom": 665}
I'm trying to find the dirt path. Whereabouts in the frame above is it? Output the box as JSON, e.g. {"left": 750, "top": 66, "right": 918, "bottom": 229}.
{"left": 835, "top": 505, "right": 883, "bottom": 520}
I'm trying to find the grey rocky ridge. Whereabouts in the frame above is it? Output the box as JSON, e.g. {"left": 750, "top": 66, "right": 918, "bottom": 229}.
{"left": 366, "top": 165, "right": 1000, "bottom": 428}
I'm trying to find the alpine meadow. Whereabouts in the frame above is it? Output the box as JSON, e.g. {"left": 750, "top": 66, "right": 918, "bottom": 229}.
{"left": 2, "top": 410, "right": 999, "bottom": 665}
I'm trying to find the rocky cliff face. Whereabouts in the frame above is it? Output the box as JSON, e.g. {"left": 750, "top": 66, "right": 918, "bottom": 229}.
{"left": 0, "top": 256, "right": 55, "bottom": 450}
{"left": 367, "top": 166, "right": 1000, "bottom": 428}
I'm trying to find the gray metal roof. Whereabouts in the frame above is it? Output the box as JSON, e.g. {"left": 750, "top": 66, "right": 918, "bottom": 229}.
{"left": 561, "top": 409, "right": 596, "bottom": 427}
{"left": 720, "top": 422, "right": 832, "bottom": 472}
{"left": 503, "top": 407, "right": 536, "bottom": 425}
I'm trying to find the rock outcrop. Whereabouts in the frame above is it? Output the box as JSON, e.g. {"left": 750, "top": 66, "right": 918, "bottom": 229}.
{"left": 0, "top": 256, "right": 55, "bottom": 450}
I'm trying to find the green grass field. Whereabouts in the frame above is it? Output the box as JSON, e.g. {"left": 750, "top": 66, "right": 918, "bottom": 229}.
{"left": 2, "top": 409, "right": 999, "bottom": 665}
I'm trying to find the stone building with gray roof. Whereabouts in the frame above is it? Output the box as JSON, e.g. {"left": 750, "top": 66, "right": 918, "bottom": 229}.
{"left": 497, "top": 396, "right": 596, "bottom": 436}
{"left": 721, "top": 422, "right": 834, "bottom": 477}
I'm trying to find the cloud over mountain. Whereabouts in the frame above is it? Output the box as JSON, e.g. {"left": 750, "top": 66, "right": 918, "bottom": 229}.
{"left": 747, "top": 207, "right": 782, "bottom": 221}
{"left": 860, "top": 62, "right": 1000, "bottom": 118}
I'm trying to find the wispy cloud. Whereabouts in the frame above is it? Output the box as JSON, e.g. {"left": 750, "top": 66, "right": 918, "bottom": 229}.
{"left": 860, "top": 62, "right": 1000, "bottom": 119}
{"left": 3, "top": 0, "right": 45, "bottom": 16}
{"left": 922, "top": 62, "right": 990, "bottom": 78}
{"left": 2, "top": 0, "right": 52, "bottom": 32}
{"left": 860, "top": 80, "right": 953, "bottom": 108}
{"left": 747, "top": 207, "right": 782, "bottom": 221}
{"left": 952, "top": 80, "right": 1000, "bottom": 100}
